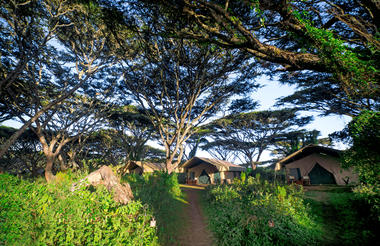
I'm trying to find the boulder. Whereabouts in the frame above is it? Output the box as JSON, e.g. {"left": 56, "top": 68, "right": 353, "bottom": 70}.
{"left": 71, "top": 165, "right": 133, "bottom": 204}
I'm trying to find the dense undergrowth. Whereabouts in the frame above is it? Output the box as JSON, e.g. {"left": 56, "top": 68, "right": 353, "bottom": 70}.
{"left": 203, "top": 174, "right": 323, "bottom": 246}
{"left": 0, "top": 172, "right": 158, "bottom": 245}
{"left": 123, "top": 172, "right": 185, "bottom": 245}
{"left": 305, "top": 185, "right": 379, "bottom": 246}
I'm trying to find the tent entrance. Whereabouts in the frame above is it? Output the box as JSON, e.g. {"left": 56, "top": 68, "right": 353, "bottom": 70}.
{"left": 198, "top": 169, "right": 211, "bottom": 184}
{"left": 309, "top": 163, "right": 336, "bottom": 185}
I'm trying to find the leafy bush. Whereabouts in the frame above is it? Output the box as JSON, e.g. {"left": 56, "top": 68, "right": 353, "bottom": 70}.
{"left": 0, "top": 173, "right": 158, "bottom": 245}
{"left": 203, "top": 175, "right": 322, "bottom": 246}
{"left": 343, "top": 110, "right": 380, "bottom": 185}
{"left": 250, "top": 167, "right": 286, "bottom": 184}
{"left": 327, "top": 184, "right": 380, "bottom": 245}
{"left": 123, "top": 172, "right": 185, "bottom": 245}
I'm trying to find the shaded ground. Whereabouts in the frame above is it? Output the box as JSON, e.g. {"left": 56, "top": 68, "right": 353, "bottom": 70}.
{"left": 177, "top": 185, "right": 214, "bottom": 246}
{"left": 304, "top": 185, "right": 351, "bottom": 202}
{"left": 303, "top": 185, "right": 352, "bottom": 245}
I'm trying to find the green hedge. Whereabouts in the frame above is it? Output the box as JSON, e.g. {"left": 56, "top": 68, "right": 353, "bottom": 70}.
{"left": 0, "top": 173, "right": 158, "bottom": 245}
{"left": 123, "top": 172, "right": 185, "bottom": 245}
{"left": 203, "top": 174, "right": 322, "bottom": 246}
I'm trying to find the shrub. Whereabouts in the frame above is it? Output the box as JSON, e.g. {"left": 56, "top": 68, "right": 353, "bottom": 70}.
{"left": 203, "top": 175, "right": 322, "bottom": 246}
{"left": 343, "top": 110, "right": 380, "bottom": 185}
{"left": 123, "top": 172, "right": 185, "bottom": 245}
{"left": 249, "top": 167, "right": 286, "bottom": 184}
{"left": 0, "top": 173, "right": 158, "bottom": 245}
{"left": 327, "top": 184, "right": 380, "bottom": 245}
{"left": 353, "top": 183, "right": 380, "bottom": 221}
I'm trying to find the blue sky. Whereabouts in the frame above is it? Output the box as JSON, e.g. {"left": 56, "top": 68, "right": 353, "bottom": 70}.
{"left": 251, "top": 77, "right": 351, "bottom": 142}
{"left": 247, "top": 77, "right": 351, "bottom": 161}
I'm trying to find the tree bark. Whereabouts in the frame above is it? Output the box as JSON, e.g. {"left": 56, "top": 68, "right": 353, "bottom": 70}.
{"left": 45, "top": 155, "right": 56, "bottom": 183}
{"left": 166, "top": 159, "right": 174, "bottom": 174}
{"left": 250, "top": 161, "right": 257, "bottom": 170}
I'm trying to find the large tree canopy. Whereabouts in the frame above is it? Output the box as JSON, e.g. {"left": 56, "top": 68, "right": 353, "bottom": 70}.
{"left": 136, "top": 0, "right": 379, "bottom": 118}
{"left": 120, "top": 36, "right": 255, "bottom": 172}
{"left": 0, "top": 0, "right": 122, "bottom": 159}
{"left": 148, "top": 0, "right": 378, "bottom": 91}
{"left": 204, "top": 109, "right": 312, "bottom": 169}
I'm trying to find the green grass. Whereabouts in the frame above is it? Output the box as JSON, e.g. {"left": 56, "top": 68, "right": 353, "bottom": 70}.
{"left": 123, "top": 172, "right": 187, "bottom": 245}
{"left": 303, "top": 197, "right": 340, "bottom": 245}
{"left": 304, "top": 186, "right": 379, "bottom": 246}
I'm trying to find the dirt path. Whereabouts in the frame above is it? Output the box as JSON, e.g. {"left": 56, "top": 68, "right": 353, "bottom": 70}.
{"left": 177, "top": 187, "right": 214, "bottom": 246}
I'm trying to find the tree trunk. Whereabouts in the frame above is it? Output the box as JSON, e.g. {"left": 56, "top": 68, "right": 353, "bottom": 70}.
{"left": 167, "top": 165, "right": 174, "bottom": 174}
{"left": 252, "top": 151, "right": 263, "bottom": 170}
{"left": 166, "top": 159, "right": 175, "bottom": 174}
{"left": 45, "top": 155, "right": 56, "bottom": 183}
{"left": 71, "top": 166, "right": 134, "bottom": 204}
{"left": 58, "top": 154, "right": 68, "bottom": 171}
{"left": 248, "top": 156, "right": 257, "bottom": 170}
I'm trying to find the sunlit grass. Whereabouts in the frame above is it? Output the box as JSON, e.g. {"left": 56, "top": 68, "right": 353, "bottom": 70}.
{"left": 123, "top": 172, "right": 188, "bottom": 245}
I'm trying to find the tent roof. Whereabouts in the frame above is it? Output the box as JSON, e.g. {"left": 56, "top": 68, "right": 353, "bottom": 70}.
{"left": 181, "top": 157, "right": 246, "bottom": 172}
{"left": 276, "top": 144, "right": 342, "bottom": 168}
{"left": 128, "top": 161, "right": 165, "bottom": 171}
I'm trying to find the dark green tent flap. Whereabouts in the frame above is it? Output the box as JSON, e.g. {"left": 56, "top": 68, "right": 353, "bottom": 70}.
{"left": 309, "top": 163, "right": 336, "bottom": 185}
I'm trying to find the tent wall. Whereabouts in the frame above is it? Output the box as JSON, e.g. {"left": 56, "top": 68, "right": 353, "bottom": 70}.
{"left": 129, "top": 166, "right": 143, "bottom": 175}
{"left": 185, "top": 162, "right": 242, "bottom": 184}
{"left": 285, "top": 153, "right": 358, "bottom": 185}
{"left": 186, "top": 162, "right": 218, "bottom": 184}
{"left": 125, "top": 163, "right": 158, "bottom": 174}
{"left": 224, "top": 171, "right": 241, "bottom": 182}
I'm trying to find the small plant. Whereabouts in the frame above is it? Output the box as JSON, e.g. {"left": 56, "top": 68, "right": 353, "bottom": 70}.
{"left": 0, "top": 173, "right": 158, "bottom": 245}
{"left": 203, "top": 176, "right": 322, "bottom": 246}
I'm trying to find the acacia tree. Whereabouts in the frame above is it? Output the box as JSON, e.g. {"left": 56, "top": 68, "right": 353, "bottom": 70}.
{"left": 0, "top": 0, "right": 122, "bottom": 158}
{"left": 121, "top": 37, "right": 254, "bottom": 173}
{"left": 271, "top": 129, "right": 331, "bottom": 159}
{"left": 21, "top": 94, "right": 109, "bottom": 182}
{"left": 0, "top": 0, "right": 80, "bottom": 155}
{"left": 0, "top": 126, "right": 43, "bottom": 176}
{"left": 62, "top": 104, "right": 156, "bottom": 168}
{"left": 107, "top": 105, "right": 156, "bottom": 162}
{"left": 206, "top": 109, "right": 312, "bottom": 169}
{"left": 147, "top": 0, "right": 378, "bottom": 97}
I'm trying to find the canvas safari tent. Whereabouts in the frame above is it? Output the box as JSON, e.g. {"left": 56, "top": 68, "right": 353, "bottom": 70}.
{"left": 121, "top": 161, "right": 165, "bottom": 174}
{"left": 180, "top": 157, "right": 245, "bottom": 184}
{"left": 275, "top": 145, "right": 358, "bottom": 185}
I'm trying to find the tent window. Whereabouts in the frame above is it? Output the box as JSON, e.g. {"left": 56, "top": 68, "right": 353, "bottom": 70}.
{"left": 289, "top": 168, "right": 301, "bottom": 180}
